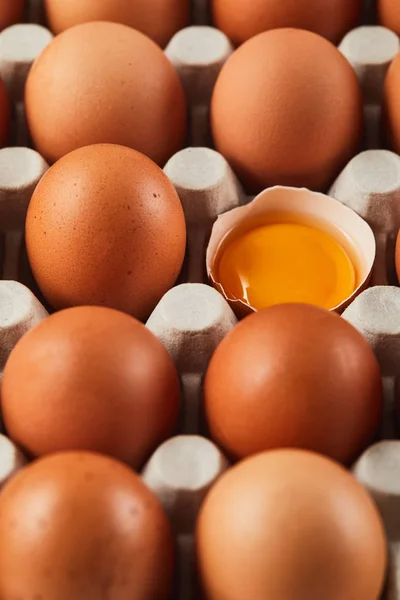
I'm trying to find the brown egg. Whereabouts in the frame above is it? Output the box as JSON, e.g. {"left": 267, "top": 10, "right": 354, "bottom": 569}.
{"left": 212, "top": 0, "right": 362, "bottom": 46}
{"left": 204, "top": 304, "right": 382, "bottom": 465}
{"left": 211, "top": 28, "right": 363, "bottom": 194}
{"left": 25, "top": 21, "right": 187, "bottom": 165}
{"left": 1, "top": 306, "right": 180, "bottom": 468}
{"left": 384, "top": 54, "right": 400, "bottom": 153}
{"left": 0, "top": 0, "right": 25, "bottom": 30}
{"left": 25, "top": 144, "right": 186, "bottom": 319}
{"left": 197, "top": 449, "right": 387, "bottom": 600}
{"left": 395, "top": 230, "right": 400, "bottom": 283}
{"left": 378, "top": 0, "right": 400, "bottom": 36}
{"left": 44, "top": 0, "right": 189, "bottom": 47}
{"left": 0, "top": 77, "right": 10, "bottom": 148}
{"left": 0, "top": 451, "right": 174, "bottom": 600}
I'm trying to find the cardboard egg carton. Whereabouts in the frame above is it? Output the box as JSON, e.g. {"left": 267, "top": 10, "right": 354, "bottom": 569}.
{"left": 353, "top": 441, "right": 400, "bottom": 599}
{"left": 0, "top": 0, "right": 400, "bottom": 598}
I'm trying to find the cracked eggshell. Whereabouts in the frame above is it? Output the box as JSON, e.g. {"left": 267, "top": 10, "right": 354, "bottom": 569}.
{"left": 206, "top": 186, "right": 376, "bottom": 318}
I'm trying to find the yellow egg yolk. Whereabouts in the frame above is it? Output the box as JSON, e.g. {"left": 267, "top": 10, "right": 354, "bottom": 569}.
{"left": 216, "top": 222, "right": 356, "bottom": 310}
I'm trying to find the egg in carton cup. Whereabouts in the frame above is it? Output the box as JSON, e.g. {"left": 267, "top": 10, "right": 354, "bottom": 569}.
{"left": 206, "top": 185, "right": 376, "bottom": 318}
{"left": 0, "top": 0, "right": 399, "bottom": 599}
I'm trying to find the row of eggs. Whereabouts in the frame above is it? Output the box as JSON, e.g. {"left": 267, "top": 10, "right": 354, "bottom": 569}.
{"left": 9, "top": 16, "right": 400, "bottom": 193}
{"left": 0, "top": 1, "right": 397, "bottom": 599}
{"left": 0, "top": 297, "right": 388, "bottom": 600}
{"left": 4, "top": 0, "right": 400, "bottom": 46}
{"left": 3, "top": 12, "right": 400, "bottom": 318}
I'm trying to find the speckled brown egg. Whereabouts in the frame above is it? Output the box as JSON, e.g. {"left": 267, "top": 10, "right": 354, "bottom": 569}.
{"left": 1, "top": 306, "right": 180, "bottom": 468}
{"left": 211, "top": 0, "right": 362, "bottom": 46}
{"left": 44, "top": 0, "right": 190, "bottom": 47}
{"left": 0, "top": 451, "right": 174, "bottom": 600}
{"left": 211, "top": 28, "right": 363, "bottom": 193}
{"left": 378, "top": 0, "right": 400, "bottom": 36}
{"left": 0, "top": 0, "right": 25, "bottom": 30}
{"left": 197, "top": 449, "right": 387, "bottom": 600}
{"left": 0, "top": 77, "right": 10, "bottom": 147}
{"left": 25, "top": 21, "right": 187, "bottom": 165}
{"left": 204, "top": 304, "right": 382, "bottom": 465}
{"left": 25, "top": 144, "right": 186, "bottom": 319}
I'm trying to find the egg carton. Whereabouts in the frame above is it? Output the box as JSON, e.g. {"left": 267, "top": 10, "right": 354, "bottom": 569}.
{"left": 1, "top": 0, "right": 400, "bottom": 598}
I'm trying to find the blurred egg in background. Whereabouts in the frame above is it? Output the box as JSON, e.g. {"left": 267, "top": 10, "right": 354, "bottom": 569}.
{"left": 43, "top": 0, "right": 190, "bottom": 47}
{"left": 25, "top": 144, "right": 186, "bottom": 319}
{"left": 1, "top": 306, "right": 180, "bottom": 468}
{"left": 378, "top": 0, "right": 400, "bottom": 36}
{"left": 197, "top": 450, "right": 387, "bottom": 600}
{"left": 0, "top": 0, "right": 25, "bottom": 31}
{"left": 211, "top": 0, "right": 363, "bottom": 46}
{"left": 211, "top": 28, "right": 363, "bottom": 193}
{"left": 384, "top": 53, "right": 400, "bottom": 154}
{"left": 25, "top": 21, "right": 187, "bottom": 165}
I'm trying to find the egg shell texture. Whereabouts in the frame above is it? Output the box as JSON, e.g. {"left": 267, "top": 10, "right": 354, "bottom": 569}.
{"left": 44, "top": 0, "right": 190, "bottom": 47}
{"left": 211, "top": 28, "right": 363, "bottom": 193}
{"left": 197, "top": 449, "right": 387, "bottom": 600}
{"left": 0, "top": 0, "right": 25, "bottom": 31}
{"left": 378, "top": 0, "right": 400, "bottom": 36}
{"left": 25, "top": 144, "right": 187, "bottom": 320}
{"left": 1, "top": 306, "right": 181, "bottom": 468}
{"left": 24, "top": 21, "right": 187, "bottom": 165}
{"left": 211, "top": 0, "right": 363, "bottom": 46}
{"left": 204, "top": 304, "right": 382, "bottom": 464}
{"left": 0, "top": 451, "right": 174, "bottom": 600}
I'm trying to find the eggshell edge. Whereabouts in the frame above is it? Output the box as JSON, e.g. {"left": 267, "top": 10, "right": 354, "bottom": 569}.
{"left": 206, "top": 186, "right": 376, "bottom": 317}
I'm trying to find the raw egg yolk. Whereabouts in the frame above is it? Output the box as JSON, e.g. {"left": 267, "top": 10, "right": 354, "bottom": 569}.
{"left": 216, "top": 222, "right": 356, "bottom": 310}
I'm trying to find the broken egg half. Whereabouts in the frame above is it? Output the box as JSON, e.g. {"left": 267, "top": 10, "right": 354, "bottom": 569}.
{"left": 206, "top": 187, "right": 376, "bottom": 318}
